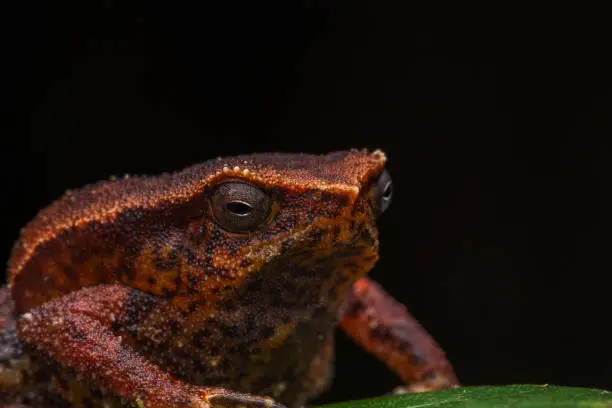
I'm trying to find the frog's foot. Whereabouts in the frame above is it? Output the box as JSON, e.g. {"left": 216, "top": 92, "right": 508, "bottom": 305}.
{"left": 198, "top": 388, "right": 286, "bottom": 408}
{"left": 392, "top": 377, "right": 461, "bottom": 395}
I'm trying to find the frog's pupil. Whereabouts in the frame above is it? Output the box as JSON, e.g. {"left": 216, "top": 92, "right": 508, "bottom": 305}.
{"left": 382, "top": 182, "right": 393, "bottom": 200}
{"left": 226, "top": 201, "right": 253, "bottom": 216}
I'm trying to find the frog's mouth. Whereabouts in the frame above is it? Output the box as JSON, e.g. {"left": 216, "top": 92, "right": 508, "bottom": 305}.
{"left": 238, "top": 214, "right": 380, "bottom": 317}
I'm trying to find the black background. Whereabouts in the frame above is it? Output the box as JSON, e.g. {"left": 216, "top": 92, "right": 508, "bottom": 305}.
{"left": 2, "top": 1, "right": 611, "bottom": 404}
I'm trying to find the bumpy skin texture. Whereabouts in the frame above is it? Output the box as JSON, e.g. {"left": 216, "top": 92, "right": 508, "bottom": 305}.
{"left": 1, "top": 149, "right": 458, "bottom": 408}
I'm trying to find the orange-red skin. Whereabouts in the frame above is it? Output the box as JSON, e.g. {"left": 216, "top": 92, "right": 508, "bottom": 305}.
{"left": 340, "top": 279, "right": 459, "bottom": 392}
{"left": 1, "top": 149, "right": 458, "bottom": 408}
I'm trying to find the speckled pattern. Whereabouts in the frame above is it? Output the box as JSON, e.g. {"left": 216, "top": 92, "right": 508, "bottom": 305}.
{"left": 8, "top": 149, "right": 385, "bottom": 290}
{"left": 1, "top": 149, "right": 458, "bottom": 408}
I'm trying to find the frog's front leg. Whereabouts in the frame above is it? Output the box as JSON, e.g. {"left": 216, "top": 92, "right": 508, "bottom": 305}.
{"left": 16, "top": 284, "right": 284, "bottom": 408}
{"left": 339, "top": 278, "right": 460, "bottom": 392}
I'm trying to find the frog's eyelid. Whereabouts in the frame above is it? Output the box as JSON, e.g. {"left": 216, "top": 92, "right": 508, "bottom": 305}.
{"left": 211, "top": 182, "right": 272, "bottom": 233}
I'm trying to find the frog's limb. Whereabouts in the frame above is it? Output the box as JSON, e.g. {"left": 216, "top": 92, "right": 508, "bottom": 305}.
{"left": 0, "top": 287, "right": 56, "bottom": 408}
{"left": 339, "top": 278, "right": 460, "bottom": 392}
{"left": 16, "top": 284, "right": 285, "bottom": 408}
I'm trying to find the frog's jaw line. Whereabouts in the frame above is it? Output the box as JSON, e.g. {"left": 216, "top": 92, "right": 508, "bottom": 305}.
{"left": 241, "top": 212, "right": 378, "bottom": 271}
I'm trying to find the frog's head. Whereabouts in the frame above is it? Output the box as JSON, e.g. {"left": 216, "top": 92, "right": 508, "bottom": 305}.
{"left": 7, "top": 148, "right": 391, "bottom": 315}
{"left": 194, "top": 149, "right": 391, "bottom": 313}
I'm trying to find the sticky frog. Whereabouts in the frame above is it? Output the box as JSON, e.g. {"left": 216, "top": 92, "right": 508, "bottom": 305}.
{"left": 0, "top": 150, "right": 458, "bottom": 407}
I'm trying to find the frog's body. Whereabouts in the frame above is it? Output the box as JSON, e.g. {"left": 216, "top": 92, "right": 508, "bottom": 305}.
{"left": 0, "top": 150, "right": 458, "bottom": 408}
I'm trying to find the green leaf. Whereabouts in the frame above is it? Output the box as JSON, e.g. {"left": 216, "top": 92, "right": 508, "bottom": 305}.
{"left": 319, "top": 385, "right": 612, "bottom": 408}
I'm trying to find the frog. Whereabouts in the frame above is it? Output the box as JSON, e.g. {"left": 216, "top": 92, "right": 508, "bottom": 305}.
{"left": 0, "top": 149, "right": 459, "bottom": 408}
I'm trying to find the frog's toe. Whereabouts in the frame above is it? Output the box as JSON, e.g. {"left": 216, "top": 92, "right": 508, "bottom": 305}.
{"left": 201, "top": 388, "right": 287, "bottom": 408}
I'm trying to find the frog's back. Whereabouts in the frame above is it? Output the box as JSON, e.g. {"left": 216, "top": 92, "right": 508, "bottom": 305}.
{"left": 6, "top": 165, "right": 211, "bottom": 314}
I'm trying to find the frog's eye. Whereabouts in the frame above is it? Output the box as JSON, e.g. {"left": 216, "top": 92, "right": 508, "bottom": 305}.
{"left": 374, "top": 169, "right": 393, "bottom": 216}
{"left": 212, "top": 182, "right": 272, "bottom": 233}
